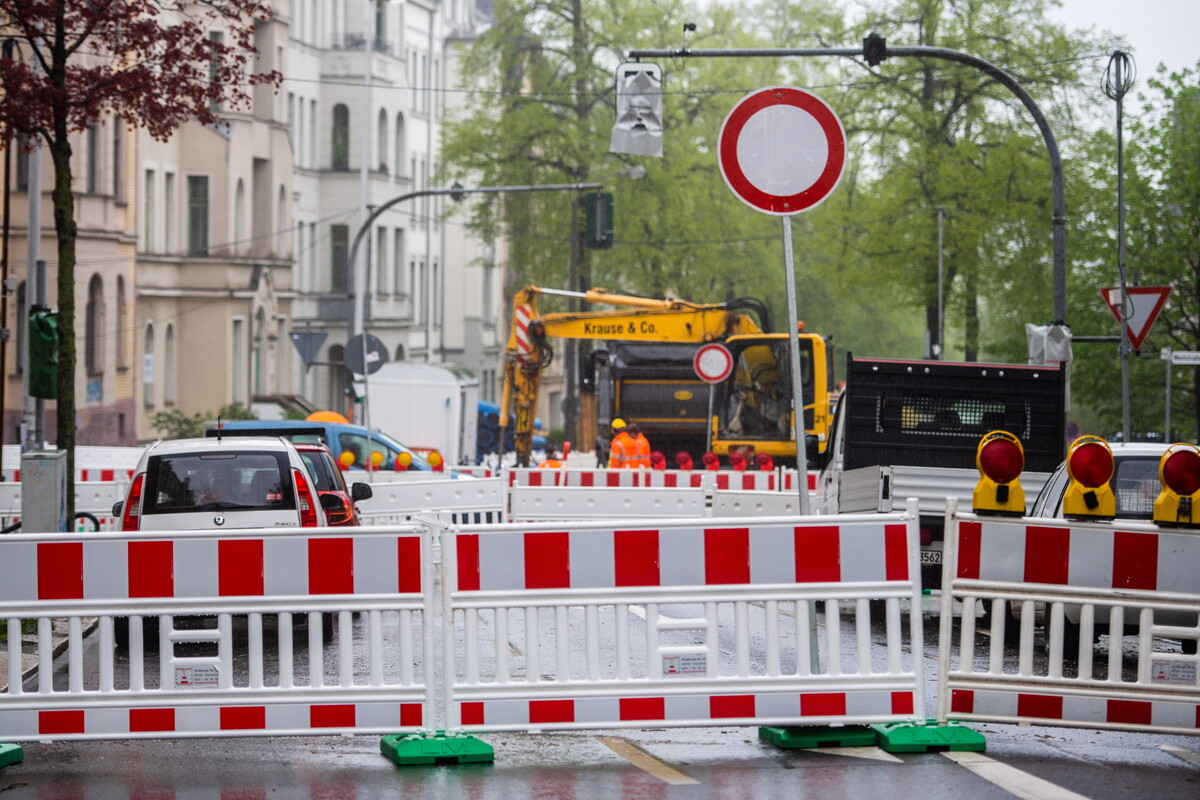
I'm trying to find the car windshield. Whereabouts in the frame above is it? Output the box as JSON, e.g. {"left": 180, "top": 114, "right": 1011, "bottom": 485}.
{"left": 299, "top": 449, "right": 347, "bottom": 493}
{"left": 142, "top": 451, "right": 295, "bottom": 513}
{"left": 1113, "top": 457, "right": 1160, "bottom": 519}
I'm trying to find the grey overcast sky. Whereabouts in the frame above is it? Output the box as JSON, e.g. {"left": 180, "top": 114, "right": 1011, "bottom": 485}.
{"left": 1047, "top": 0, "right": 1196, "bottom": 74}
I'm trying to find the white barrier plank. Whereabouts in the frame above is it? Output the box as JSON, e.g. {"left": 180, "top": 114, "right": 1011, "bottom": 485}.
{"left": 509, "top": 486, "right": 707, "bottom": 521}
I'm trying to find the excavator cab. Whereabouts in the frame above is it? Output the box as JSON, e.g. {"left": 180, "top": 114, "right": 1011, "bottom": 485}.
{"left": 711, "top": 332, "right": 830, "bottom": 467}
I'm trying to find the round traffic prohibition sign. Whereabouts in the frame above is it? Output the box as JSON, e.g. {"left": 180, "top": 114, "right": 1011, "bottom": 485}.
{"left": 694, "top": 343, "right": 734, "bottom": 384}
{"left": 718, "top": 86, "right": 846, "bottom": 215}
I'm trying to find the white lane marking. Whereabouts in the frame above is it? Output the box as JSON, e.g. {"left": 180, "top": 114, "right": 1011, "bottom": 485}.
{"left": 1160, "top": 744, "right": 1200, "bottom": 769}
{"left": 940, "top": 751, "right": 1094, "bottom": 800}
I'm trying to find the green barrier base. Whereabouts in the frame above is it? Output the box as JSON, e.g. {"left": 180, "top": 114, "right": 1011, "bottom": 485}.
{"left": 759, "top": 725, "right": 877, "bottom": 749}
{"left": 380, "top": 732, "right": 494, "bottom": 766}
{"left": 872, "top": 720, "right": 986, "bottom": 753}
{"left": 0, "top": 743, "right": 23, "bottom": 769}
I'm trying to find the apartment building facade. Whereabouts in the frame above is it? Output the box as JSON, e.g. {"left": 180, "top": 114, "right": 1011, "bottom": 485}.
{"left": 1, "top": 0, "right": 504, "bottom": 451}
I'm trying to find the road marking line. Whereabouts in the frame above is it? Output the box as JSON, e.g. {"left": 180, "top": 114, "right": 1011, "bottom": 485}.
{"left": 1160, "top": 744, "right": 1200, "bottom": 769}
{"left": 810, "top": 746, "right": 903, "bottom": 763}
{"left": 597, "top": 736, "right": 700, "bottom": 785}
{"left": 940, "top": 751, "right": 1093, "bottom": 800}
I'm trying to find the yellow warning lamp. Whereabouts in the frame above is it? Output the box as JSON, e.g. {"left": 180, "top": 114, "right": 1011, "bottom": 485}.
{"left": 1062, "top": 436, "right": 1116, "bottom": 520}
{"left": 1153, "top": 443, "right": 1200, "bottom": 528}
{"left": 973, "top": 431, "right": 1026, "bottom": 515}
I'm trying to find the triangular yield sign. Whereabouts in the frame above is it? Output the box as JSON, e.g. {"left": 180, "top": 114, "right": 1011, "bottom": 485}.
{"left": 1101, "top": 286, "right": 1171, "bottom": 350}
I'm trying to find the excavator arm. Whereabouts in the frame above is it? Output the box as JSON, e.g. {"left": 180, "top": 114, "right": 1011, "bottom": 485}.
{"left": 499, "top": 286, "right": 765, "bottom": 466}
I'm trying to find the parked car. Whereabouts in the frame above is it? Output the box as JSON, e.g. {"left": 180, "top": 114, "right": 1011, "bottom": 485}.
{"left": 111, "top": 435, "right": 341, "bottom": 648}
{"left": 293, "top": 441, "right": 372, "bottom": 526}
{"left": 1024, "top": 441, "right": 1198, "bottom": 654}
{"left": 113, "top": 436, "right": 342, "bottom": 531}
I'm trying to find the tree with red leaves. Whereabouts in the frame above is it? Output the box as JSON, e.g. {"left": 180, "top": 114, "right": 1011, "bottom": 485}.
{"left": 0, "top": 0, "right": 279, "bottom": 525}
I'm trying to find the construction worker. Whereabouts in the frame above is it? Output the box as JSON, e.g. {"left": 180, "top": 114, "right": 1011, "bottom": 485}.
{"left": 537, "top": 448, "right": 564, "bottom": 469}
{"left": 608, "top": 418, "right": 637, "bottom": 468}
{"left": 627, "top": 422, "right": 651, "bottom": 468}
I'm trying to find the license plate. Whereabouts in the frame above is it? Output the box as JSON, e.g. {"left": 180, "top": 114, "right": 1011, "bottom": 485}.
{"left": 920, "top": 550, "right": 942, "bottom": 565}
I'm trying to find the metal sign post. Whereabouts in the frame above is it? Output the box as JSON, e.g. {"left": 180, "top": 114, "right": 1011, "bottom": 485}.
{"left": 1162, "top": 349, "right": 1200, "bottom": 441}
{"left": 716, "top": 86, "right": 847, "bottom": 514}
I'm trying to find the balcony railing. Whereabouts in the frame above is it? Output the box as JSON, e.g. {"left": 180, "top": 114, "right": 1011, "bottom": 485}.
{"left": 329, "top": 34, "right": 394, "bottom": 57}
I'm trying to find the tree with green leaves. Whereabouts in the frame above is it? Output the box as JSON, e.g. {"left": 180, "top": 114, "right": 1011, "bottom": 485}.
{"left": 826, "top": 0, "right": 1099, "bottom": 361}
{"left": 0, "top": 0, "right": 279, "bottom": 525}
{"left": 1067, "top": 62, "right": 1200, "bottom": 440}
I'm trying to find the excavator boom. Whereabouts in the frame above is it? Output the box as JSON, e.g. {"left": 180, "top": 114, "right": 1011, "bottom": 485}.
{"left": 500, "top": 286, "right": 764, "bottom": 465}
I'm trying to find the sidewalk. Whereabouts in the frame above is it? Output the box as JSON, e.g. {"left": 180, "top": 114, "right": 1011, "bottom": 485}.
{"left": 0, "top": 618, "right": 96, "bottom": 692}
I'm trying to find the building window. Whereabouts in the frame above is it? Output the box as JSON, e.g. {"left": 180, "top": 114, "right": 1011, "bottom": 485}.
{"left": 376, "top": 226, "right": 387, "bottom": 295}
{"left": 234, "top": 178, "right": 245, "bottom": 251}
{"left": 394, "top": 114, "right": 405, "bottom": 177}
{"left": 163, "top": 173, "right": 175, "bottom": 253}
{"left": 86, "top": 124, "right": 99, "bottom": 194}
{"left": 143, "top": 169, "right": 155, "bottom": 249}
{"left": 377, "top": 109, "right": 387, "bottom": 172}
{"left": 331, "top": 224, "right": 348, "bottom": 294}
{"left": 393, "top": 229, "right": 404, "bottom": 295}
{"left": 187, "top": 175, "right": 209, "bottom": 255}
{"left": 207, "top": 31, "right": 223, "bottom": 112}
{"left": 164, "top": 323, "right": 176, "bottom": 406}
{"left": 143, "top": 325, "right": 155, "bottom": 408}
{"left": 232, "top": 318, "right": 245, "bottom": 404}
{"left": 332, "top": 104, "right": 350, "bottom": 171}
{"left": 15, "top": 133, "right": 29, "bottom": 192}
{"left": 116, "top": 276, "right": 128, "bottom": 369}
{"left": 85, "top": 274, "right": 105, "bottom": 376}
{"left": 112, "top": 117, "right": 123, "bottom": 202}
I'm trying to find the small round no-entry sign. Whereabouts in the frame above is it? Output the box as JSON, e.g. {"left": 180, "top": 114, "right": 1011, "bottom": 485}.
{"left": 718, "top": 86, "right": 846, "bottom": 215}
{"left": 694, "top": 343, "right": 734, "bottom": 384}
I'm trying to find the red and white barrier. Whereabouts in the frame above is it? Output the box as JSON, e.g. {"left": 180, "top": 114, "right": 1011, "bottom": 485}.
{"left": 0, "top": 525, "right": 433, "bottom": 741}
{"left": 507, "top": 467, "right": 811, "bottom": 491}
{"left": 936, "top": 500, "right": 1200, "bottom": 737}
{"left": 508, "top": 485, "right": 708, "bottom": 521}
{"left": 357, "top": 477, "right": 505, "bottom": 525}
{"left": 442, "top": 506, "right": 926, "bottom": 733}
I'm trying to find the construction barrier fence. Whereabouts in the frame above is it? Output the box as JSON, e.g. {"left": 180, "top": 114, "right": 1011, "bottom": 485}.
{"left": 937, "top": 498, "right": 1200, "bottom": 737}
{"left": 0, "top": 505, "right": 926, "bottom": 744}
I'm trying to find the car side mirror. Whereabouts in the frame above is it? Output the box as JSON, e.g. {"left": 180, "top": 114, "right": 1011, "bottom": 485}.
{"left": 351, "top": 482, "right": 373, "bottom": 501}
{"left": 805, "top": 434, "right": 819, "bottom": 460}
{"left": 112, "top": 501, "right": 122, "bottom": 517}
{"left": 320, "top": 493, "right": 344, "bottom": 512}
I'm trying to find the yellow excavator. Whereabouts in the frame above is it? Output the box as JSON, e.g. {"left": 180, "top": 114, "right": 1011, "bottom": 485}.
{"left": 499, "top": 285, "right": 833, "bottom": 467}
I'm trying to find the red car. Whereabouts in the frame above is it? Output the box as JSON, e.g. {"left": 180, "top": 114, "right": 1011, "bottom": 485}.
{"left": 294, "top": 442, "right": 373, "bottom": 526}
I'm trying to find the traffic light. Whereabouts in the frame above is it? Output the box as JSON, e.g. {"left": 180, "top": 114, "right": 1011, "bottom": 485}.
{"left": 1062, "top": 436, "right": 1116, "bottom": 520}
{"left": 28, "top": 306, "right": 58, "bottom": 399}
{"left": 973, "top": 430, "right": 1026, "bottom": 515}
{"left": 863, "top": 33, "right": 888, "bottom": 67}
{"left": 584, "top": 191, "right": 614, "bottom": 249}
{"left": 1153, "top": 443, "right": 1200, "bottom": 527}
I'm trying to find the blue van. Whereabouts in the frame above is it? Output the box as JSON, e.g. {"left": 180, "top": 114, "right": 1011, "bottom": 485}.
{"left": 211, "top": 419, "right": 436, "bottom": 472}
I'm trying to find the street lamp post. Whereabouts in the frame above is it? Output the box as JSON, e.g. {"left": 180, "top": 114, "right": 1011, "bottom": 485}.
{"left": 344, "top": 182, "right": 603, "bottom": 426}
{"left": 628, "top": 40, "right": 1069, "bottom": 326}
